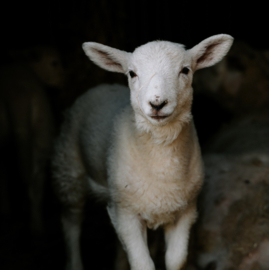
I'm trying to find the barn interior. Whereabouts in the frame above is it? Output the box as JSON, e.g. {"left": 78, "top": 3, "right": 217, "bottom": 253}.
{"left": 0, "top": 1, "right": 269, "bottom": 269}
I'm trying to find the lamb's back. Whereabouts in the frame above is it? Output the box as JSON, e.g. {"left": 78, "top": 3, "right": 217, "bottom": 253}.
{"left": 52, "top": 84, "right": 130, "bottom": 204}
{"left": 78, "top": 84, "right": 130, "bottom": 180}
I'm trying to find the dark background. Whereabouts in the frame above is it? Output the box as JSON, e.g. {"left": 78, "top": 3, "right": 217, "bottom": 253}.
{"left": 0, "top": 1, "right": 268, "bottom": 270}
{"left": 1, "top": 1, "right": 268, "bottom": 52}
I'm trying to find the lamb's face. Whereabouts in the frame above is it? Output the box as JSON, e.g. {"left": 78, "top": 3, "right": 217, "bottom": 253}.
{"left": 82, "top": 34, "right": 234, "bottom": 130}
{"left": 29, "top": 47, "right": 65, "bottom": 88}
{"left": 128, "top": 41, "right": 193, "bottom": 127}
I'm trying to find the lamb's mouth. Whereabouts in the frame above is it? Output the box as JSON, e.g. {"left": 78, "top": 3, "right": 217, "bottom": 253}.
{"left": 150, "top": 115, "right": 170, "bottom": 121}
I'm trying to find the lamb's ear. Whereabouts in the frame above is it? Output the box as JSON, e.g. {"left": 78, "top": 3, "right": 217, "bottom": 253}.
{"left": 82, "top": 42, "right": 130, "bottom": 73}
{"left": 189, "top": 34, "right": 234, "bottom": 71}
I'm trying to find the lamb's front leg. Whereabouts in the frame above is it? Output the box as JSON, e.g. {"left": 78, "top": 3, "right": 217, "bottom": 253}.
{"left": 107, "top": 205, "right": 155, "bottom": 270}
{"left": 164, "top": 204, "right": 197, "bottom": 270}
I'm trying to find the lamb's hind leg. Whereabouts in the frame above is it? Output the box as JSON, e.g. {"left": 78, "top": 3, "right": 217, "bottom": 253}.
{"left": 52, "top": 135, "right": 87, "bottom": 270}
{"left": 62, "top": 204, "right": 84, "bottom": 270}
{"left": 53, "top": 164, "right": 87, "bottom": 270}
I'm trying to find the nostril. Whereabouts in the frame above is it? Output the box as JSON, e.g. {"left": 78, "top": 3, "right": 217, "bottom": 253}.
{"left": 150, "top": 100, "right": 168, "bottom": 111}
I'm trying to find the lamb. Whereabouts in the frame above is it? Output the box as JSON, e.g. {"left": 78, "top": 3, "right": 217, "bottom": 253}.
{"left": 0, "top": 46, "right": 64, "bottom": 233}
{"left": 190, "top": 42, "right": 269, "bottom": 269}
{"left": 52, "top": 34, "right": 233, "bottom": 270}
{"left": 193, "top": 119, "right": 269, "bottom": 270}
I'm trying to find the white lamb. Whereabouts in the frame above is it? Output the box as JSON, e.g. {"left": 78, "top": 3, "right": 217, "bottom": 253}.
{"left": 52, "top": 34, "right": 233, "bottom": 270}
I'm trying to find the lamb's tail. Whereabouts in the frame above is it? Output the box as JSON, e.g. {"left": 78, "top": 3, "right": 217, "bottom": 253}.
{"left": 88, "top": 179, "right": 109, "bottom": 202}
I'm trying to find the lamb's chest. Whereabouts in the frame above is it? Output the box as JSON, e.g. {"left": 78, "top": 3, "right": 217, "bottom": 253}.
{"left": 110, "top": 121, "right": 191, "bottom": 227}
{"left": 117, "top": 149, "right": 188, "bottom": 228}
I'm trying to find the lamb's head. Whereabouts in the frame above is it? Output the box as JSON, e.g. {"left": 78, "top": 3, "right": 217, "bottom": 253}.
{"left": 11, "top": 46, "right": 65, "bottom": 88}
{"left": 83, "top": 35, "right": 233, "bottom": 130}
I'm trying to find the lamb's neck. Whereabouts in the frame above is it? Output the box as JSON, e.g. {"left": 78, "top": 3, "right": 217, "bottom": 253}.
{"left": 135, "top": 111, "right": 192, "bottom": 146}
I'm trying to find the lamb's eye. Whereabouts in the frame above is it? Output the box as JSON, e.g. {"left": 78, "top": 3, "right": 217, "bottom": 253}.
{"left": 181, "top": 67, "right": 190, "bottom": 75}
{"left": 129, "top": 70, "right": 137, "bottom": 78}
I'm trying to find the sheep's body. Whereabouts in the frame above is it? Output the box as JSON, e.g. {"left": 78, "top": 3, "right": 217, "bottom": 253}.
{"left": 194, "top": 115, "right": 269, "bottom": 270}
{"left": 55, "top": 82, "right": 202, "bottom": 222}
{"left": 54, "top": 84, "right": 202, "bottom": 270}
{"left": 54, "top": 84, "right": 129, "bottom": 203}
{"left": 53, "top": 35, "right": 233, "bottom": 270}
{"left": 109, "top": 110, "right": 202, "bottom": 226}
{"left": 190, "top": 42, "right": 269, "bottom": 269}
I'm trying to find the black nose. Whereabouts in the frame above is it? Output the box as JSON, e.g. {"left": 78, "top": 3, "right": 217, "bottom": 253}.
{"left": 149, "top": 100, "right": 168, "bottom": 111}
